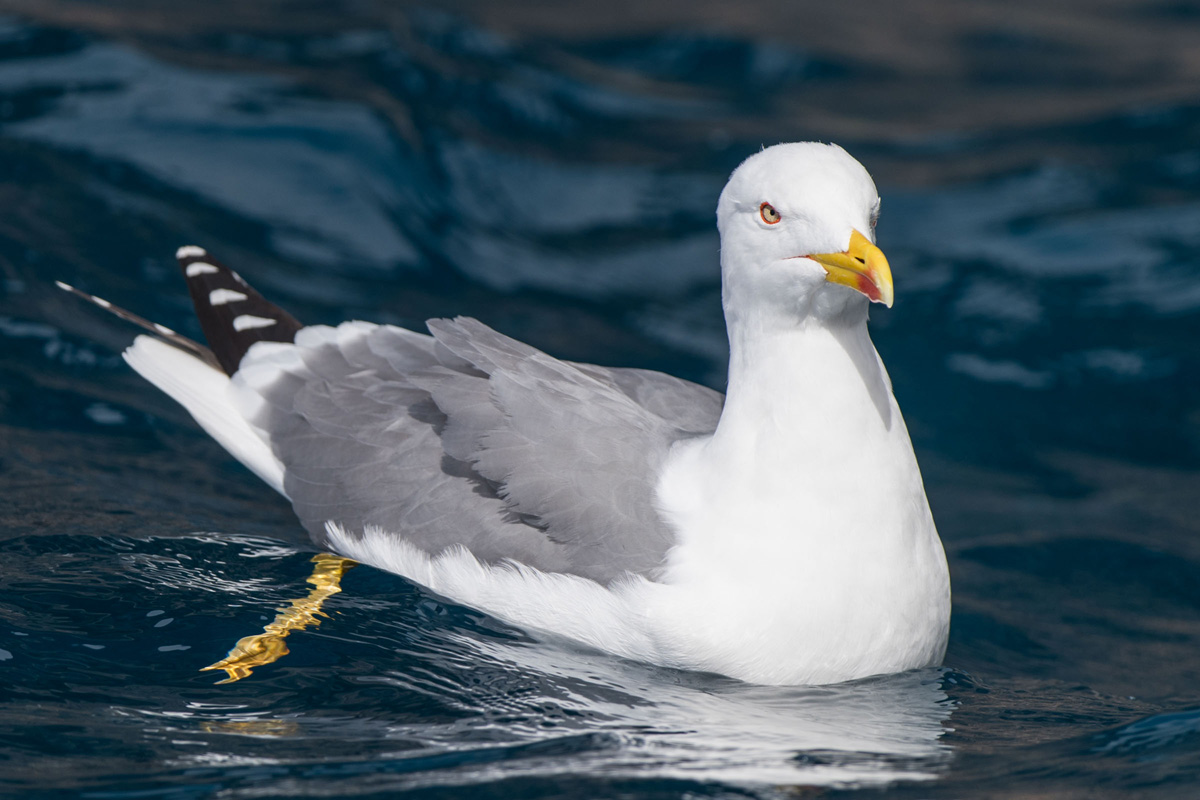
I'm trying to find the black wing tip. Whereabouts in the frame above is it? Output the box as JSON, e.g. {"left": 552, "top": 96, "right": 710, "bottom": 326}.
{"left": 175, "top": 246, "right": 303, "bottom": 375}
{"left": 55, "top": 243, "right": 306, "bottom": 378}
{"left": 54, "top": 278, "right": 220, "bottom": 368}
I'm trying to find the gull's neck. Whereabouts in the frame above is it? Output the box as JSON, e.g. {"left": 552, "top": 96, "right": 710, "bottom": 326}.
{"left": 712, "top": 304, "right": 896, "bottom": 472}
{"left": 654, "top": 292, "right": 929, "bottom": 564}
{"left": 657, "top": 293, "right": 926, "bottom": 587}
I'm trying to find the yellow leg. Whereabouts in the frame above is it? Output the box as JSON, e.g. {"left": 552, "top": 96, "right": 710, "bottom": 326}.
{"left": 202, "top": 553, "right": 356, "bottom": 684}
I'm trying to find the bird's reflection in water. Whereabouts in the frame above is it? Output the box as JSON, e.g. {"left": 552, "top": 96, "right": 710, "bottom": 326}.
{"left": 442, "top": 635, "right": 957, "bottom": 787}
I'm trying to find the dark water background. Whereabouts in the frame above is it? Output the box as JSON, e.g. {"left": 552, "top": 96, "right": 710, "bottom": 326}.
{"left": 3, "top": 1, "right": 1200, "bottom": 796}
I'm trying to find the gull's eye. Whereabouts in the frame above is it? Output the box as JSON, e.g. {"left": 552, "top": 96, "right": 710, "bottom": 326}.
{"left": 759, "top": 202, "right": 781, "bottom": 225}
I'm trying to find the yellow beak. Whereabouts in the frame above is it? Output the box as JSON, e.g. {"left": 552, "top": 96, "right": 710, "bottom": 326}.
{"left": 806, "top": 229, "right": 894, "bottom": 308}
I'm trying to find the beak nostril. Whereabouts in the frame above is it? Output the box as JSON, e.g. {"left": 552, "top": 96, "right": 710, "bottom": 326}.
{"left": 807, "top": 228, "right": 893, "bottom": 307}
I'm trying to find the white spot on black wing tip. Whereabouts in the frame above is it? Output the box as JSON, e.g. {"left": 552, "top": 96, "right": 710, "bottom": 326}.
{"left": 55, "top": 280, "right": 73, "bottom": 292}
{"left": 232, "top": 314, "right": 278, "bottom": 332}
{"left": 176, "top": 245, "right": 207, "bottom": 259}
{"left": 208, "top": 288, "right": 248, "bottom": 306}
{"left": 186, "top": 262, "right": 219, "bottom": 277}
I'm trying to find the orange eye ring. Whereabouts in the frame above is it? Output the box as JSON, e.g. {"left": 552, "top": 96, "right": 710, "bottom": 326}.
{"left": 759, "top": 202, "right": 781, "bottom": 225}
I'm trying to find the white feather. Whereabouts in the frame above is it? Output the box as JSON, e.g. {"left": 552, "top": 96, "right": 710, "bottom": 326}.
{"left": 122, "top": 336, "right": 286, "bottom": 495}
{"left": 324, "top": 522, "right": 664, "bottom": 659}
{"left": 294, "top": 324, "right": 342, "bottom": 349}
{"left": 228, "top": 340, "right": 311, "bottom": 440}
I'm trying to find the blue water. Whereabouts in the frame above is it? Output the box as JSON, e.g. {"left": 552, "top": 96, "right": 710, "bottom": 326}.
{"left": 2, "top": 5, "right": 1200, "bottom": 797}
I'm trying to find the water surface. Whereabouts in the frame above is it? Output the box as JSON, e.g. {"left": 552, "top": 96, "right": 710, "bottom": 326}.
{"left": 2, "top": 3, "right": 1200, "bottom": 797}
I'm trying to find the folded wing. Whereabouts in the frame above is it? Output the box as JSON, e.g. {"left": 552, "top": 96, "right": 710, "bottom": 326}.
{"left": 234, "top": 317, "right": 722, "bottom": 583}
{"left": 112, "top": 249, "right": 726, "bottom": 584}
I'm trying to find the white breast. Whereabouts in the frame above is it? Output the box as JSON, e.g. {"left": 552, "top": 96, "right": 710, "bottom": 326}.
{"left": 644, "top": 324, "right": 951, "bottom": 685}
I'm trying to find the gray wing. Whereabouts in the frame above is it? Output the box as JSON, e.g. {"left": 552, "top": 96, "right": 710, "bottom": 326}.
{"left": 231, "top": 317, "right": 723, "bottom": 583}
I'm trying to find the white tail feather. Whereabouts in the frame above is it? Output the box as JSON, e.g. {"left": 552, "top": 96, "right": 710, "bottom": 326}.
{"left": 123, "top": 336, "right": 287, "bottom": 496}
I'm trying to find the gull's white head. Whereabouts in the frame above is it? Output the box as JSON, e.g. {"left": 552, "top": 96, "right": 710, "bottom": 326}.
{"left": 717, "top": 142, "right": 891, "bottom": 327}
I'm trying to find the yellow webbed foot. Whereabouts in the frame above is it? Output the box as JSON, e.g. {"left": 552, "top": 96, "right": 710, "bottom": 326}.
{"left": 202, "top": 553, "right": 356, "bottom": 683}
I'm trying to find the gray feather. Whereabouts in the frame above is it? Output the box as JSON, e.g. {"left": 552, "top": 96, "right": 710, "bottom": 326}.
{"left": 237, "top": 317, "right": 724, "bottom": 583}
